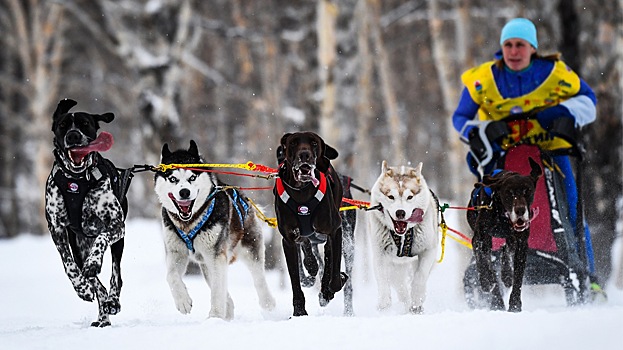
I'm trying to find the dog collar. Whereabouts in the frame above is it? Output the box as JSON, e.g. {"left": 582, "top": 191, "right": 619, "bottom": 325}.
{"left": 276, "top": 172, "right": 327, "bottom": 205}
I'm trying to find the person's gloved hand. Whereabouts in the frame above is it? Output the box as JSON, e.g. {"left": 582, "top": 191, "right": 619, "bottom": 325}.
{"left": 485, "top": 120, "right": 511, "bottom": 143}
{"left": 467, "top": 128, "right": 487, "bottom": 161}
{"left": 467, "top": 121, "right": 509, "bottom": 161}
{"left": 536, "top": 105, "right": 574, "bottom": 130}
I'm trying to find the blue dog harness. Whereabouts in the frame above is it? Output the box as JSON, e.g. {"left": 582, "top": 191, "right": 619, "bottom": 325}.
{"left": 175, "top": 188, "right": 250, "bottom": 253}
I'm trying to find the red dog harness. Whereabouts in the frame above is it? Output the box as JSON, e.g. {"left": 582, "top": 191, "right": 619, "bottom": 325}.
{"left": 275, "top": 172, "right": 327, "bottom": 242}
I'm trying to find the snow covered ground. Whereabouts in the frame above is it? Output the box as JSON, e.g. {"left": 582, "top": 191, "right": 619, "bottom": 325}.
{"left": 1, "top": 216, "right": 622, "bottom": 350}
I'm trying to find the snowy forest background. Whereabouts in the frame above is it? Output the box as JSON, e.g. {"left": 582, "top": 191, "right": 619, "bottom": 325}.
{"left": 0, "top": 0, "right": 621, "bottom": 285}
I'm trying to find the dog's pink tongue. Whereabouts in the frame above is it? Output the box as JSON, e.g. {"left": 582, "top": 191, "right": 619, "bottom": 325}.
{"left": 408, "top": 208, "right": 424, "bottom": 223}
{"left": 310, "top": 174, "right": 320, "bottom": 187}
{"left": 70, "top": 132, "right": 114, "bottom": 163}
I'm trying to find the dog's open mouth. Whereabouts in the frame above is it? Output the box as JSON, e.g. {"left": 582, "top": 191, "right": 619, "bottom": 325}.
{"left": 68, "top": 132, "right": 114, "bottom": 165}
{"left": 392, "top": 220, "right": 409, "bottom": 235}
{"left": 391, "top": 208, "right": 424, "bottom": 235}
{"left": 512, "top": 207, "right": 540, "bottom": 232}
{"left": 294, "top": 163, "right": 319, "bottom": 186}
{"left": 168, "top": 193, "right": 194, "bottom": 221}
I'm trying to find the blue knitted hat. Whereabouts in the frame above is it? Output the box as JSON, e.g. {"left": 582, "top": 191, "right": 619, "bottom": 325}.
{"left": 500, "top": 18, "right": 538, "bottom": 49}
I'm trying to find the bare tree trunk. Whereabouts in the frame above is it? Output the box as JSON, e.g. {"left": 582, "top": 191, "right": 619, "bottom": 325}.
{"left": 428, "top": 0, "right": 464, "bottom": 201}
{"left": 317, "top": 0, "right": 339, "bottom": 146}
{"left": 354, "top": 0, "right": 375, "bottom": 186}
{"left": 0, "top": 0, "right": 65, "bottom": 235}
{"left": 369, "top": 0, "right": 405, "bottom": 164}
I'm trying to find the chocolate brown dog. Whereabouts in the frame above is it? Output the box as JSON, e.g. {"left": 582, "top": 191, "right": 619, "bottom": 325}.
{"left": 274, "top": 131, "right": 348, "bottom": 316}
{"left": 467, "top": 157, "right": 542, "bottom": 312}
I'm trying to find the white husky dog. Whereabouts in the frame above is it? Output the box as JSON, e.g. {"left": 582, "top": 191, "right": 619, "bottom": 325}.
{"left": 368, "top": 160, "right": 439, "bottom": 314}
{"left": 154, "top": 140, "right": 275, "bottom": 320}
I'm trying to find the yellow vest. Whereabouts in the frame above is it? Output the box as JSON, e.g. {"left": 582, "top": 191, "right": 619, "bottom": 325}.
{"left": 461, "top": 60, "right": 581, "bottom": 151}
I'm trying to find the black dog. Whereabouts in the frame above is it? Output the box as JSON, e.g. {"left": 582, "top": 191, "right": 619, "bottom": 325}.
{"left": 274, "top": 131, "right": 348, "bottom": 316}
{"left": 467, "top": 157, "right": 542, "bottom": 312}
{"left": 45, "top": 99, "right": 128, "bottom": 327}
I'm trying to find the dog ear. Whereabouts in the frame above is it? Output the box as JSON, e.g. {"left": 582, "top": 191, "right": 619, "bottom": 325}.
{"left": 54, "top": 99, "right": 77, "bottom": 117}
{"left": 324, "top": 143, "right": 339, "bottom": 160}
{"left": 382, "top": 160, "right": 394, "bottom": 177}
{"left": 161, "top": 143, "right": 172, "bottom": 158}
{"left": 189, "top": 140, "right": 199, "bottom": 157}
{"left": 528, "top": 157, "right": 542, "bottom": 182}
{"left": 412, "top": 162, "right": 423, "bottom": 177}
{"left": 280, "top": 133, "right": 292, "bottom": 150}
{"left": 52, "top": 99, "right": 78, "bottom": 131}
{"left": 95, "top": 112, "right": 115, "bottom": 124}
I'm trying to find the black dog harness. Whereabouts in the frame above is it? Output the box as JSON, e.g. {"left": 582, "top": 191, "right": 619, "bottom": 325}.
{"left": 276, "top": 172, "right": 328, "bottom": 243}
{"left": 52, "top": 150, "right": 122, "bottom": 237}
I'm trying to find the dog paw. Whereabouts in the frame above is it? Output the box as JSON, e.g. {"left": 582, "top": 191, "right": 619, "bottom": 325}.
{"left": 73, "top": 279, "right": 95, "bottom": 302}
{"left": 82, "top": 262, "right": 102, "bottom": 278}
{"left": 90, "top": 320, "right": 111, "bottom": 328}
{"left": 319, "top": 290, "right": 335, "bottom": 307}
{"left": 300, "top": 276, "right": 316, "bottom": 288}
{"left": 377, "top": 296, "right": 392, "bottom": 311}
{"left": 409, "top": 306, "right": 423, "bottom": 314}
{"left": 175, "top": 295, "right": 193, "bottom": 314}
{"left": 330, "top": 272, "right": 349, "bottom": 293}
{"left": 103, "top": 299, "right": 121, "bottom": 315}
{"left": 292, "top": 301, "right": 308, "bottom": 317}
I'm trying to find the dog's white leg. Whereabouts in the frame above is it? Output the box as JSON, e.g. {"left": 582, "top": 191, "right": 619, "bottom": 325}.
{"left": 410, "top": 250, "right": 436, "bottom": 314}
{"left": 204, "top": 252, "right": 232, "bottom": 320}
{"left": 240, "top": 247, "right": 276, "bottom": 311}
{"left": 392, "top": 266, "right": 410, "bottom": 312}
{"left": 373, "top": 253, "right": 393, "bottom": 311}
{"left": 165, "top": 247, "right": 192, "bottom": 314}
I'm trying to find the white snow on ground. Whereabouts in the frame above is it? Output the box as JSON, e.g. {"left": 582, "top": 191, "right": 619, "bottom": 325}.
{"left": 1, "top": 216, "right": 621, "bottom": 350}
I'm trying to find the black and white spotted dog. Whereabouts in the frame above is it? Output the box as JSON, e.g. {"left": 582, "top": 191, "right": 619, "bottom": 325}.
{"left": 45, "top": 98, "right": 128, "bottom": 327}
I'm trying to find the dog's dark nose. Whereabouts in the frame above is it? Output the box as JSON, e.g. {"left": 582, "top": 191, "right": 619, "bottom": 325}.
{"left": 65, "top": 130, "right": 82, "bottom": 146}
{"left": 299, "top": 150, "right": 311, "bottom": 163}
{"left": 395, "top": 209, "right": 406, "bottom": 220}
{"left": 515, "top": 206, "right": 526, "bottom": 217}
{"left": 179, "top": 188, "right": 191, "bottom": 199}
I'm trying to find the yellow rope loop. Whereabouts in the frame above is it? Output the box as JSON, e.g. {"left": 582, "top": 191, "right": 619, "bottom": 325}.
{"left": 156, "top": 164, "right": 176, "bottom": 172}
{"left": 246, "top": 197, "right": 278, "bottom": 228}
{"left": 437, "top": 222, "right": 447, "bottom": 263}
{"left": 265, "top": 217, "right": 278, "bottom": 228}
{"left": 245, "top": 161, "right": 257, "bottom": 171}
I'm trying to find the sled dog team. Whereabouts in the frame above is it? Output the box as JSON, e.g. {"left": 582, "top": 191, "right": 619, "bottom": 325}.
{"left": 45, "top": 99, "right": 542, "bottom": 326}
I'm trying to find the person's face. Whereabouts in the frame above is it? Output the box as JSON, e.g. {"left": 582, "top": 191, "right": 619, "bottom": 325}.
{"left": 502, "top": 38, "right": 536, "bottom": 71}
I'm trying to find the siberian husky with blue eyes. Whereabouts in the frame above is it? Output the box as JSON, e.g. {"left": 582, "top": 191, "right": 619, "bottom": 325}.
{"left": 154, "top": 140, "right": 275, "bottom": 320}
{"left": 367, "top": 160, "right": 439, "bottom": 314}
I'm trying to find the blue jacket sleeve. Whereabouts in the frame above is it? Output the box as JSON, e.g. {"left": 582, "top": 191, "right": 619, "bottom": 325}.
{"left": 452, "top": 87, "right": 480, "bottom": 139}
{"left": 537, "top": 78, "right": 597, "bottom": 129}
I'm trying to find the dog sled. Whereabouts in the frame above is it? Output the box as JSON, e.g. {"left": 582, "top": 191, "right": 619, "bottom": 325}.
{"left": 462, "top": 116, "right": 596, "bottom": 308}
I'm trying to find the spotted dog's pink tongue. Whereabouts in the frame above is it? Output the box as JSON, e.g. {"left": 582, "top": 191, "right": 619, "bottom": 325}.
{"left": 69, "top": 132, "right": 114, "bottom": 164}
